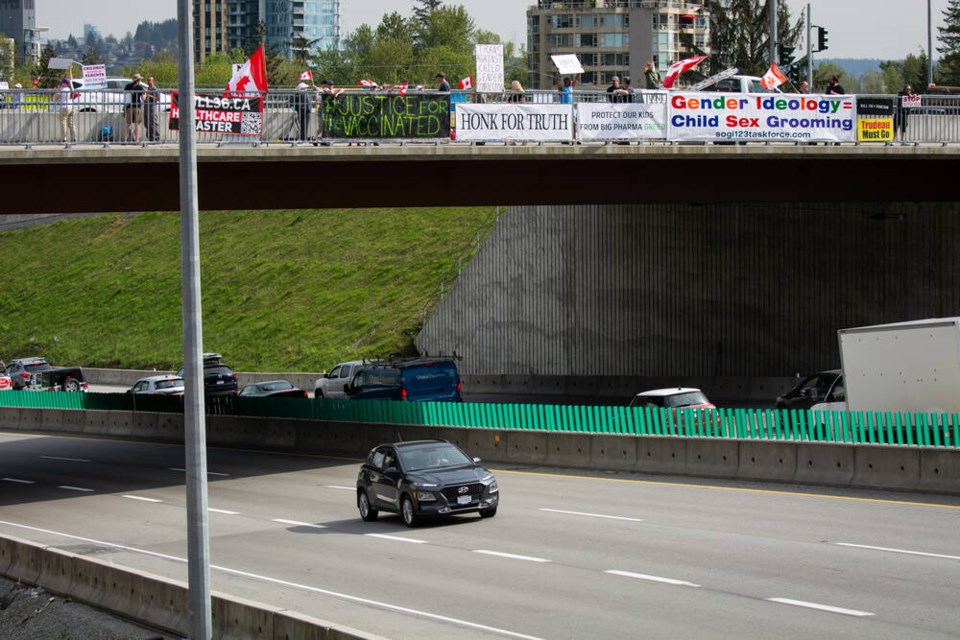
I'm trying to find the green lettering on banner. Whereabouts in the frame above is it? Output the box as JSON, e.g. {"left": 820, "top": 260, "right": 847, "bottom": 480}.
{"left": 322, "top": 94, "right": 450, "bottom": 140}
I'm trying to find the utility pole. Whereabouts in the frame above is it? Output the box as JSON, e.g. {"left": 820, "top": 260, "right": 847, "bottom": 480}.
{"left": 928, "top": 0, "right": 934, "bottom": 87}
{"left": 770, "top": 0, "right": 778, "bottom": 63}
{"left": 177, "top": 0, "right": 212, "bottom": 638}
{"left": 807, "top": 3, "right": 813, "bottom": 88}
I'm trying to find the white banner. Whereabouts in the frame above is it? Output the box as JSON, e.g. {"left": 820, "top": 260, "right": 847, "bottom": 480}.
{"left": 475, "top": 44, "right": 504, "bottom": 94}
{"left": 576, "top": 94, "right": 669, "bottom": 140}
{"left": 551, "top": 54, "right": 584, "bottom": 75}
{"left": 456, "top": 104, "right": 574, "bottom": 142}
{"left": 668, "top": 92, "right": 857, "bottom": 143}
{"left": 82, "top": 64, "right": 106, "bottom": 89}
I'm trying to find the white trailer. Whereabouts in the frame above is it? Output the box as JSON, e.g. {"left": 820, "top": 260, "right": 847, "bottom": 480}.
{"left": 838, "top": 317, "right": 960, "bottom": 414}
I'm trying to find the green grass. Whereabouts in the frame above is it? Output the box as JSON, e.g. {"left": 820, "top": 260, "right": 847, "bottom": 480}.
{"left": 0, "top": 207, "right": 499, "bottom": 371}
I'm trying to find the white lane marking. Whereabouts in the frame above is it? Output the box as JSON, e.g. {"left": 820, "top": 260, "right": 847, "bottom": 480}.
{"left": 327, "top": 485, "right": 355, "bottom": 491}
{"left": 271, "top": 519, "right": 328, "bottom": 530}
{"left": 767, "top": 598, "right": 874, "bottom": 617}
{"left": 3, "top": 478, "right": 35, "bottom": 484}
{"left": 41, "top": 456, "right": 91, "bottom": 463}
{"left": 540, "top": 508, "right": 644, "bottom": 523}
{"left": 366, "top": 533, "right": 429, "bottom": 544}
{"left": 0, "top": 519, "right": 547, "bottom": 640}
{"left": 208, "top": 508, "right": 239, "bottom": 515}
{"left": 473, "top": 550, "right": 551, "bottom": 563}
{"left": 834, "top": 542, "right": 960, "bottom": 562}
{"left": 605, "top": 570, "right": 701, "bottom": 588}
{"left": 169, "top": 467, "right": 230, "bottom": 477}
{"left": 122, "top": 495, "right": 162, "bottom": 503}
{"left": 58, "top": 486, "right": 95, "bottom": 492}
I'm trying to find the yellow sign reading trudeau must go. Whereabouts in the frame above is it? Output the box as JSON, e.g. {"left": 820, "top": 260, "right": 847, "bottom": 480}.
{"left": 858, "top": 118, "right": 893, "bottom": 142}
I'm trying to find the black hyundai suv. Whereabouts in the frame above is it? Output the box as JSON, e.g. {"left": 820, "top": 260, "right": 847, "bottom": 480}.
{"left": 177, "top": 352, "right": 238, "bottom": 397}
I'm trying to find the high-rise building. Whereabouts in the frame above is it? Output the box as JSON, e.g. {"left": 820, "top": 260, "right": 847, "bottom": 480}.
{"left": 0, "top": 0, "right": 38, "bottom": 65}
{"left": 526, "top": 0, "right": 710, "bottom": 90}
{"left": 193, "top": 0, "right": 340, "bottom": 63}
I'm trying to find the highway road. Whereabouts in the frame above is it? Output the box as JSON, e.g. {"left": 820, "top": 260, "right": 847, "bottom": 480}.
{"left": 0, "top": 431, "right": 957, "bottom": 640}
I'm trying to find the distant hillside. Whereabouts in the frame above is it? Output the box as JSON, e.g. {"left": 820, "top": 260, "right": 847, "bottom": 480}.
{"left": 820, "top": 58, "right": 882, "bottom": 79}
{"left": 0, "top": 208, "right": 499, "bottom": 371}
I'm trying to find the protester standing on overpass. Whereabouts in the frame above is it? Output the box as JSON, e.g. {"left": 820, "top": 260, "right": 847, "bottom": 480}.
{"left": 59, "top": 71, "right": 77, "bottom": 143}
{"left": 555, "top": 73, "right": 577, "bottom": 104}
{"left": 124, "top": 74, "right": 145, "bottom": 142}
{"left": 896, "top": 84, "right": 915, "bottom": 142}
{"left": 643, "top": 60, "right": 662, "bottom": 89}
{"left": 292, "top": 82, "right": 313, "bottom": 141}
{"left": 143, "top": 76, "right": 161, "bottom": 143}
{"left": 436, "top": 73, "right": 450, "bottom": 92}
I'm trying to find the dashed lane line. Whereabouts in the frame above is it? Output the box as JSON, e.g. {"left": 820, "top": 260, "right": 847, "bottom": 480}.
{"left": 767, "top": 598, "right": 874, "bottom": 617}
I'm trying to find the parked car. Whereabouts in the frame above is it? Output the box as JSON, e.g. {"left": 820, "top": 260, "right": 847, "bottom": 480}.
{"left": 314, "top": 360, "right": 364, "bottom": 399}
{"left": 176, "top": 352, "right": 238, "bottom": 397}
{"left": 356, "top": 439, "right": 499, "bottom": 527}
{"left": 0, "top": 373, "right": 11, "bottom": 391}
{"left": 344, "top": 357, "right": 462, "bottom": 402}
{"left": 128, "top": 374, "right": 185, "bottom": 396}
{"left": 33, "top": 367, "right": 88, "bottom": 392}
{"left": 239, "top": 379, "right": 308, "bottom": 399}
{"left": 776, "top": 370, "right": 845, "bottom": 411}
{"left": 629, "top": 387, "right": 715, "bottom": 410}
{"left": 71, "top": 77, "right": 172, "bottom": 113}
{"left": 4, "top": 357, "right": 53, "bottom": 390}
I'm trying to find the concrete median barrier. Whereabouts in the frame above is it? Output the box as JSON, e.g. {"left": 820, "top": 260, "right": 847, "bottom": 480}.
{"left": 61, "top": 408, "right": 87, "bottom": 434}
{"left": 636, "top": 436, "right": 688, "bottom": 475}
{"left": 5, "top": 536, "right": 43, "bottom": 586}
{"left": 135, "top": 572, "right": 187, "bottom": 636}
{"left": 685, "top": 439, "right": 739, "bottom": 479}
{"left": 40, "top": 409, "right": 65, "bottom": 431}
{"left": 590, "top": 434, "right": 639, "bottom": 472}
{"left": 795, "top": 443, "right": 855, "bottom": 487}
{"left": 0, "top": 406, "right": 20, "bottom": 431}
{"left": 82, "top": 409, "right": 111, "bottom": 437}
{"left": 37, "top": 545, "right": 77, "bottom": 595}
{"left": 212, "top": 591, "right": 278, "bottom": 639}
{"left": 265, "top": 417, "right": 299, "bottom": 449}
{"left": 448, "top": 428, "right": 507, "bottom": 464}
{"left": 274, "top": 609, "right": 392, "bottom": 640}
{"left": 130, "top": 411, "right": 159, "bottom": 438}
{"left": 852, "top": 446, "right": 921, "bottom": 492}
{"left": 737, "top": 441, "right": 797, "bottom": 482}
{"left": 20, "top": 406, "right": 43, "bottom": 431}
{"left": 545, "top": 432, "right": 594, "bottom": 469}
{"left": 506, "top": 430, "right": 548, "bottom": 465}
{"left": 918, "top": 449, "right": 960, "bottom": 493}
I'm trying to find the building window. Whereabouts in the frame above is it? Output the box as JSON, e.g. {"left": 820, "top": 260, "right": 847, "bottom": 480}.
{"left": 576, "top": 33, "right": 597, "bottom": 48}
{"left": 600, "top": 33, "right": 624, "bottom": 48}
{"left": 578, "top": 14, "right": 595, "bottom": 29}
{"left": 550, "top": 14, "right": 574, "bottom": 29}
{"left": 599, "top": 14, "right": 623, "bottom": 29}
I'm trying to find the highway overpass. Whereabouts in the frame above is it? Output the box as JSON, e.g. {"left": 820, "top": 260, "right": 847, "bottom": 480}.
{"left": 0, "top": 143, "right": 958, "bottom": 214}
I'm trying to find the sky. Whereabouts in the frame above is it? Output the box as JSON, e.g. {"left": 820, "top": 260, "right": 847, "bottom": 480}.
{"left": 36, "top": 0, "right": 950, "bottom": 61}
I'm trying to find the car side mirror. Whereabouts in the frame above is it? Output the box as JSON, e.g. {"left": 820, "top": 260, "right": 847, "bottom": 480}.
{"left": 473, "top": 457, "right": 481, "bottom": 463}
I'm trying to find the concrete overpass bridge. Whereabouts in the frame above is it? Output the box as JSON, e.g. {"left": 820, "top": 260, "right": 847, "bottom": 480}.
{"left": 0, "top": 143, "right": 957, "bottom": 214}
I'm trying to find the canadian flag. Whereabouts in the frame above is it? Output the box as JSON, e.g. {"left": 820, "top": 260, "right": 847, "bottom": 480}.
{"left": 662, "top": 55, "right": 708, "bottom": 89}
{"left": 358, "top": 79, "right": 378, "bottom": 87}
{"left": 31, "top": 76, "right": 40, "bottom": 88}
{"left": 397, "top": 82, "right": 409, "bottom": 96}
{"left": 760, "top": 63, "right": 788, "bottom": 91}
{"left": 459, "top": 75, "right": 473, "bottom": 90}
{"left": 226, "top": 45, "right": 269, "bottom": 95}
{"left": 299, "top": 70, "right": 312, "bottom": 82}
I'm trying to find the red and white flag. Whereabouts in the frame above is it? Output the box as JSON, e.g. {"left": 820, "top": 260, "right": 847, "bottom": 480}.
{"left": 458, "top": 75, "right": 473, "bottom": 90}
{"left": 662, "top": 55, "right": 708, "bottom": 89}
{"left": 298, "top": 70, "right": 312, "bottom": 82}
{"left": 397, "top": 82, "right": 409, "bottom": 96}
{"left": 31, "top": 76, "right": 40, "bottom": 88}
{"left": 358, "top": 79, "right": 378, "bottom": 87}
{"left": 760, "top": 63, "right": 788, "bottom": 91}
{"left": 226, "top": 45, "right": 269, "bottom": 95}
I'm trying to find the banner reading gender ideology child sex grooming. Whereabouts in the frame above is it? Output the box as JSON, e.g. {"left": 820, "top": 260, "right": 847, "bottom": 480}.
{"left": 455, "top": 104, "right": 573, "bottom": 142}
{"left": 668, "top": 93, "right": 857, "bottom": 143}
{"left": 576, "top": 93, "right": 668, "bottom": 141}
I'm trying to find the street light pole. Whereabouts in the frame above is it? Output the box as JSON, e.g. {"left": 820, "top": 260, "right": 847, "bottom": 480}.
{"left": 929, "top": 0, "right": 934, "bottom": 87}
{"left": 770, "top": 0, "right": 778, "bottom": 63}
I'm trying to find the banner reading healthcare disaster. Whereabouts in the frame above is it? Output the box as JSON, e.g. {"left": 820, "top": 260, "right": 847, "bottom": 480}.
{"left": 668, "top": 92, "right": 857, "bottom": 143}
{"left": 575, "top": 93, "right": 668, "bottom": 141}
{"left": 321, "top": 93, "right": 450, "bottom": 140}
{"left": 455, "top": 104, "right": 574, "bottom": 142}
{"left": 169, "top": 92, "right": 265, "bottom": 135}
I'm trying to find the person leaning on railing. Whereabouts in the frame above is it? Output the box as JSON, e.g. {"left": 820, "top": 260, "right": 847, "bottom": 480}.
{"left": 508, "top": 80, "right": 526, "bottom": 103}
{"left": 59, "top": 71, "right": 78, "bottom": 143}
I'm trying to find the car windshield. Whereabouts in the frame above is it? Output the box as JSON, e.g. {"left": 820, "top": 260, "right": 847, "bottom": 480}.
{"left": 23, "top": 362, "right": 51, "bottom": 373}
{"left": 261, "top": 381, "right": 294, "bottom": 391}
{"left": 663, "top": 391, "right": 710, "bottom": 408}
{"left": 398, "top": 443, "right": 473, "bottom": 472}
{"left": 204, "top": 365, "right": 233, "bottom": 376}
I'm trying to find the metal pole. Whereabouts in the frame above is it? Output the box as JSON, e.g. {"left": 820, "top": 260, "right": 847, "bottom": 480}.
{"left": 807, "top": 4, "right": 813, "bottom": 89}
{"left": 928, "top": 0, "right": 934, "bottom": 87}
{"left": 770, "top": 0, "right": 778, "bottom": 63}
{"left": 177, "top": 0, "right": 212, "bottom": 638}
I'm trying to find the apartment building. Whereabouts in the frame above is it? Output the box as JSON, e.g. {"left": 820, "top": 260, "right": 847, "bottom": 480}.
{"left": 194, "top": 0, "right": 340, "bottom": 63}
{"left": 0, "top": 0, "right": 38, "bottom": 65}
{"left": 526, "top": 0, "right": 710, "bottom": 90}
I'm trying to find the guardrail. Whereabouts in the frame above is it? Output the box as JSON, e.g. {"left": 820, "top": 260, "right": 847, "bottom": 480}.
{"left": 0, "top": 391, "right": 954, "bottom": 449}
{"left": 0, "top": 88, "right": 957, "bottom": 146}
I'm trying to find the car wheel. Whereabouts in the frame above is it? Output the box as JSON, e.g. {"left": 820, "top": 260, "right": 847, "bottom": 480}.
{"left": 400, "top": 495, "right": 419, "bottom": 527}
{"left": 358, "top": 490, "right": 378, "bottom": 521}
{"left": 314, "top": 389, "right": 324, "bottom": 399}
{"left": 479, "top": 506, "right": 498, "bottom": 519}
{"left": 63, "top": 378, "right": 80, "bottom": 392}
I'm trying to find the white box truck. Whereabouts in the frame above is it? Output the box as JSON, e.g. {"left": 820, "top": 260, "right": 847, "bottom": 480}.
{"left": 834, "top": 317, "right": 960, "bottom": 414}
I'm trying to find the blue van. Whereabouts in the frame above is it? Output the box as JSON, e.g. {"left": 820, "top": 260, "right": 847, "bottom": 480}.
{"left": 344, "top": 357, "right": 461, "bottom": 402}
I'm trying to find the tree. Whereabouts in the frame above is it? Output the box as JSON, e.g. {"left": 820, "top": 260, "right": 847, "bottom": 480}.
{"left": 880, "top": 52, "right": 930, "bottom": 92}
{"left": 290, "top": 34, "right": 319, "bottom": 69}
{"left": 33, "top": 43, "right": 57, "bottom": 88}
{"left": 706, "top": 0, "right": 803, "bottom": 77}
{"left": 413, "top": 0, "right": 443, "bottom": 29}
{"left": 937, "top": 0, "right": 960, "bottom": 85}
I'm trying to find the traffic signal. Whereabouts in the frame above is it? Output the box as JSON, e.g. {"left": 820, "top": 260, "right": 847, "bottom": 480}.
{"left": 778, "top": 44, "right": 795, "bottom": 67}
{"left": 788, "top": 64, "right": 804, "bottom": 88}
{"left": 817, "top": 27, "right": 829, "bottom": 52}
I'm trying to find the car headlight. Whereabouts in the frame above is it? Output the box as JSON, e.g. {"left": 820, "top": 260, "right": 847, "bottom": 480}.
{"left": 485, "top": 479, "right": 499, "bottom": 494}
{"left": 414, "top": 490, "right": 437, "bottom": 502}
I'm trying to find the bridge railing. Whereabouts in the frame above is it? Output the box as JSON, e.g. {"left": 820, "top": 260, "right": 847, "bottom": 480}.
{"left": 0, "top": 391, "right": 954, "bottom": 448}
{"left": 1, "top": 88, "right": 958, "bottom": 146}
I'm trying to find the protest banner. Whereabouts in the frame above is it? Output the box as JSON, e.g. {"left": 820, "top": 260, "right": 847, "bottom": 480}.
{"left": 551, "top": 54, "right": 584, "bottom": 75}
{"left": 668, "top": 92, "right": 857, "bottom": 143}
{"left": 169, "top": 92, "right": 265, "bottom": 135}
{"left": 455, "top": 104, "right": 574, "bottom": 142}
{"left": 82, "top": 64, "right": 107, "bottom": 89}
{"left": 321, "top": 93, "right": 450, "bottom": 140}
{"left": 575, "top": 93, "right": 668, "bottom": 141}
{"left": 858, "top": 118, "right": 894, "bottom": 142}
{"left": 475, "top": 44, "right": 504, "bottom": 93}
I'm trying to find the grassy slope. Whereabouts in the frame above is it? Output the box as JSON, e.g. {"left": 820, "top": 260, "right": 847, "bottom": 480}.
{"left": 0, "top": 207, "right": 498, "bottom": 371}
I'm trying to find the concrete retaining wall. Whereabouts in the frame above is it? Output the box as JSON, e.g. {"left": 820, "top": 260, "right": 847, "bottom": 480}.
{"left": 2, "top": 407, "right": 958, "bottom": 494}
{"left": 0, "top": 535, "right": 387, "bottom": 640}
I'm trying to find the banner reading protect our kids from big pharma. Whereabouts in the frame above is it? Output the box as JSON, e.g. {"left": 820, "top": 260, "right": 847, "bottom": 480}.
{"left": 668, "top": 93, "right": 857, "bottom": 143}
